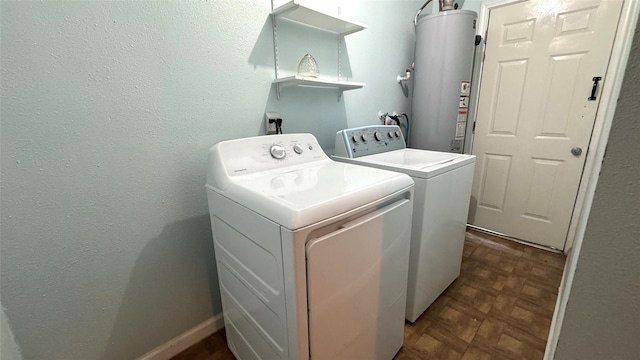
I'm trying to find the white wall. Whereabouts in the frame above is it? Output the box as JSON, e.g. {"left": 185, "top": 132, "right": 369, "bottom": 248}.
{"left": 552, "top": 19, "right": 640, "bottom": 360}
{"left": 0, "top": 1, "right": 421, "bottom": 358}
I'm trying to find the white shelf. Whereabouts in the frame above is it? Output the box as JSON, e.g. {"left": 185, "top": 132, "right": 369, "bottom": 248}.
{"left": 272, "top": 1, "right": 367, "bottom": 36}
{"left": 270, "top": 1, "right": 367, "bottom": 100}
{"left": 274, "top": 75, "right": 365, "bottom": 99}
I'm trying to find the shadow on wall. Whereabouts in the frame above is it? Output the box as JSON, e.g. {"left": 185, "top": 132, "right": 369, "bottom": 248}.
{"left": 262, "top": 82, "right": 350, "bottom": 152}
{"left": 467, "top": 196, "right": 477, "bottom": 224}
{"left": 248, "top": 15, "right": 276, "bottom": 71}
{"left": 341, "top": 34, "right": 353, "bottom": 80}
{"left": 102, "top": 215, "right": 220, "bottom": 359}
{"left": 399, "top": 81, "right": 409, "bottom": 98}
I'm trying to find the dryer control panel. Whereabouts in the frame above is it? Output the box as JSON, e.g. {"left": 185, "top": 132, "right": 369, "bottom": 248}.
{"left": 334, "top": 125, "right": 406, "bottom": 158}
{"left": 207, "top": 133, "right": 331, "bottom": 191}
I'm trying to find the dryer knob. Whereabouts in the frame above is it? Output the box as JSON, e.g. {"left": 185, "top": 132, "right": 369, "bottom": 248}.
{"left": 374, "top": 132, "right": 383, "bottom": 141}
{"left": 361, "top": 134, "right": 367, "bottom": 142}
{"left": 395, "top": 131, "right": 401, "bottom": 138}
{"left": 351, "top": 135, "right": 358, "bottom": 143}
{"left": 270, "top": 145, "right": 286, "bottom": 159}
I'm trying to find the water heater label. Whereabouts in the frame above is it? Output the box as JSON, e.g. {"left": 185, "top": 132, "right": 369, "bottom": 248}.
{"left": 459, "top": 96, "right": 469, "bottom": 109}
{"left": 456, "top": 122, "right": 466, "bottom": 139}
{"left": 456, "top": 111, "right": 468, "bottom": 139}
{"left": 460, "top": 81, "right": 471, "bottom": 95}
{"left": 451, "top": 139, "right": 463, "bottom": 153}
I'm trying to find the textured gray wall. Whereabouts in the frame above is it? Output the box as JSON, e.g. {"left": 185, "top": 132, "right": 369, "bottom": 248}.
{"left": 1, "top": 307, "right": 22, "bottom": 360}
{"left": 553, "top": 18, "right": 640, "bottom": 360}
{"left": 0, "top": 1, "right": 420, "bottom": 359}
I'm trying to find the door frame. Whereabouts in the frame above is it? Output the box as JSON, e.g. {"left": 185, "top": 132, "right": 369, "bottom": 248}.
{"left": 466, "top": 0, "right": 639, "bottom": 253}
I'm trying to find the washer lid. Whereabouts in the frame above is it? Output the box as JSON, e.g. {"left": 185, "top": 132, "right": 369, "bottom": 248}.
{"left": 334, "top": 149, "right": 475, "bottom": 179}
{"left": 210, "top": 160, "right": 413, "bottom": 230}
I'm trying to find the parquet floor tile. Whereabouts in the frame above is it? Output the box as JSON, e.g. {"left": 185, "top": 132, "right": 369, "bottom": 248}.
{"left": 446, "top": 280, "right": 497, "bottom": 314}
{"left": 460, "top": 345, "right": 494, "bottom": 360}
{"left": 171, "top": 229, "right": 566, "bottom": 360}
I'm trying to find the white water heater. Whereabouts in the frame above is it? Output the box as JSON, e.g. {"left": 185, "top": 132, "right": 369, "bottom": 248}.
{"left": 410, "top": 10, "right": 477, "bottom": 153}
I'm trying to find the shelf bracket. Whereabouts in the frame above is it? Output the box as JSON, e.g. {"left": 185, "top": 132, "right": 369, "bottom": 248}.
{"left": 271, "top": 0, "right": 280, "bottom": 80}
{"left": 276, "top": 82, "right": 282, "bottom": 100}
{"left": 338, "top": 35, "right": 343, "bottom": 81}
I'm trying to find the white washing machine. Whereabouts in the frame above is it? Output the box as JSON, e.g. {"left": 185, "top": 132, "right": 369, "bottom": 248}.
{"left": 333, "top": 125, "right": 476, "bottom": 323}
{"left": 206, "top": 133, "right": 414, "bottom": 360}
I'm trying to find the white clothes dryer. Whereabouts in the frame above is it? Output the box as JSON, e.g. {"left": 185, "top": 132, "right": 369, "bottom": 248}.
{"left": 333, "top": 125, "right": 476, "bottom": 323}
{"left": 206, "top": 133, "right": 414, "bottom": 360}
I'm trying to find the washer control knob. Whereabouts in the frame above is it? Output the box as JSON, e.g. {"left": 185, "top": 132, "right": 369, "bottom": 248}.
{"left": 293, "top": 144, "right": 303, "bottom": 154}
{"left": 388, "top": 132, "right": 393, "bottom": 138}
{"left": 270, "top": 145, "right": 286, "bottom": 159}
{"left": 351, "top": 135, "right": 358, "bottom": 143}
{"left": 395, "top": 131, "right": 401, "bottom": 138}
{"left": 361, "top": 134, "right": 367, "bottom": 142}
{"left": 374, "top": 132, "right": 383, "bottom": 141}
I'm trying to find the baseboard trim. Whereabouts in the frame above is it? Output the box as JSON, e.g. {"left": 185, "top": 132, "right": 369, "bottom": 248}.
{"left": 137, "top": 313, "right": 225, "bottom": 360}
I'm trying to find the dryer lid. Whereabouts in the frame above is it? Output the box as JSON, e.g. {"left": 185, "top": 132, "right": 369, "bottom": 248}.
{"left": 206, "top": 133, "right": 413, "bottom": 230}
{"left": 214, "top": 161, "right": 412, "bottom": 230}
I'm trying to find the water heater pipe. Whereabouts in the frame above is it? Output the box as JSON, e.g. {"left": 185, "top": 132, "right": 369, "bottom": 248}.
{"left": 397, "top": 69, "right": 412, "bottom": 83}
{"left": 414, "top": 0, "right": 459, "bottom": 24}
{"left": 413, "top": 0, "right": 433, "bottom": 25}
{"left": 442, "top": 0, "right": 455, "bottom": 10}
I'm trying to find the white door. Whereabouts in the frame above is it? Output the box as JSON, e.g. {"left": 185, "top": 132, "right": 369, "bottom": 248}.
{"left": 469, "top": 0, "right": 623, "bottom": 249}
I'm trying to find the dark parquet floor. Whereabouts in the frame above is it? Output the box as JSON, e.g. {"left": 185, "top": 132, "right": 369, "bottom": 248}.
{"left": 171, "top": 229, "right": 566, "bottom": 360}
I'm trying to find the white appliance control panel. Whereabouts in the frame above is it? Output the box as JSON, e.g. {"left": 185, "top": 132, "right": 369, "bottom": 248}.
{"left": 207, "top": 133, "right": 329, "bottom": 192}
{"left": 334, "top": 125, "right": 406, "bottom": 158}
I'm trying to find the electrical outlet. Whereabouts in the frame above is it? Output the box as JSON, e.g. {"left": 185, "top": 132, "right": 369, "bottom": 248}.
{"left": 265, "top": 112, "right": 280, "bottom": 135}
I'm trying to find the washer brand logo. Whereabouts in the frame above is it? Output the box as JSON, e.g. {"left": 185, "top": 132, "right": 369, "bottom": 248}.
{"left": 234, "top": 168, "right": 248, "bottom": 173}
